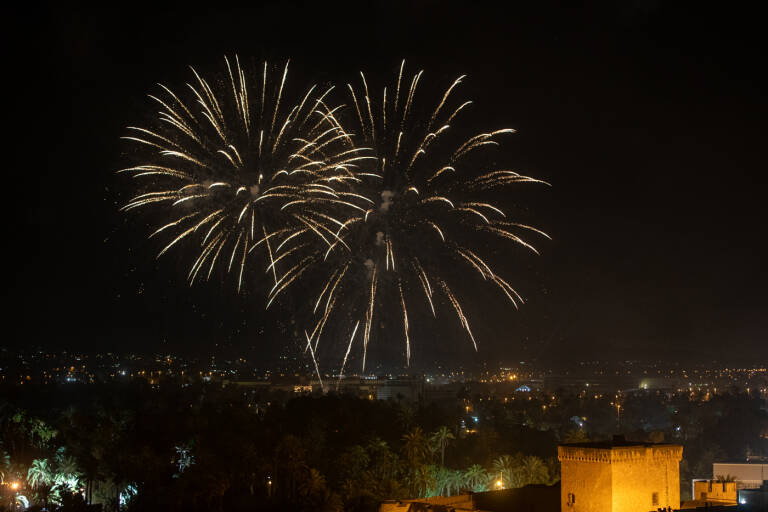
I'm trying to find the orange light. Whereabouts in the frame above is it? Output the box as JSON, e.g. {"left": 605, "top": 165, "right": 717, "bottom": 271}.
{"left": 10, "top": 482, "right": 20, "bottom": 490}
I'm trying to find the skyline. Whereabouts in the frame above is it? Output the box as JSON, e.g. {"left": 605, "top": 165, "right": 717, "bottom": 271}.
{"left": 6, "top": 2, "right": 767, "bottom": 364}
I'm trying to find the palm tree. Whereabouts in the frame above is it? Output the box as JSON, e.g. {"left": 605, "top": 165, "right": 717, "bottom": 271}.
{"left": 402, "top": 427, "right": 431, "bottom": 497}
{"left": 431, "top": 426, "right": 455, "bottom": 466}
{"left": 300, "top": 469, "right": 342, "bottom": 512}
{"left": 426, "top": 465, "right": 454, "bottom": 497}
{"left": 27, "top": 458, "right": 53, "bottom": 508}
{"left": 521, "top": 456, "right": 549, "bottom": 485}
{"left": 492, "top": 455, "right": 515, "bottom": 488}
{"left": 406, "top": 427, "right": 442, "bottom": 497}
{"left": 544, "top": 457, "right": 560, "bottom": 485}
{"left": 493, "top": 453, "right": 527, "bottom": 488}
{"left": 402, "top": 427, "right": 430, "bottom": 466}
{"left": 366, "top": 437, "right": 389, "bottom": 454}
{"left": 464, "top": 464, "right": 489, "bottom": 492}
{"left": 366, "top": 438, "right": 397, "bottom": 482}
{"left": 0, "top": 448, "right": 10, "bottom": 484}
{"left": 714, "top": 474, "right": 736, "bottom": 493}
{"left": 563, "top": 428, "right": 589, "bottom": 443}
{"left": 338, "top": 445, "right": 369, "bottom": 482}
{"left": 414, "top": 464, "right": 435, "bottom": 498}
{"left": 448, "top": 469, "right": 466, "bottom": 495}
{"left": 273, "top": 435, "right": 309, "bottom": 501}
{"left": 300, "top": 468, "right": 327, "bottom": 497}
{"left": 396, "top": 403, "right": 415, "bottom": 431}
{"left": 54, "top": 449, "right": 80, "bottom": 483}
{"left": 27, "top": 458, "right": 53, "bottom": 488}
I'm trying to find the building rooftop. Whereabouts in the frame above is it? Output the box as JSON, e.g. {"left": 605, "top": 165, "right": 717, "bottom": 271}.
{"left": 560, "top": 440, "right": 680, "bottom": 449}
{"left": 560, "top": 433, "right": 683, "bottom": 449}
{"left": 713, "top": 461, "right": 768, "bottom": 465}
{"left": 558, "top": 437, "right": 683, "bottom": 463}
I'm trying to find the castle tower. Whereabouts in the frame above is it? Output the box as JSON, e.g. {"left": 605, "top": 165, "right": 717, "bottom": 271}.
{"left": 558, "top": 438, "right": 682, "bottom": 512}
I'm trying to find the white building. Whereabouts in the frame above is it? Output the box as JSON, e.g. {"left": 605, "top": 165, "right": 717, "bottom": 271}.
{"left": 712, "top": 462, "right": 768, "bottom": 489}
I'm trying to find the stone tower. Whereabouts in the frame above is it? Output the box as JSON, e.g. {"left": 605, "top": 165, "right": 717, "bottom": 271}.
{"left": 558, "top": 438, "right": 682, "bottom": 512}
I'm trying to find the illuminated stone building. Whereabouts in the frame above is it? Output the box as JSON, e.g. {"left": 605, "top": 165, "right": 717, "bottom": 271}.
{"left": 684, "top": 479, "right": 737, "bottom": 507}
{"left": 558, "top": 437, "right": 682, "bottom": 512}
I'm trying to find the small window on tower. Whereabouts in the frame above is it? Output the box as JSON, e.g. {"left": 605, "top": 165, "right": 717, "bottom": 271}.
{"left": 652, "top": 492, "right": 659, "bottom": 506}
{"left": 567, "top": 493, "right": 576, "bottom": 506}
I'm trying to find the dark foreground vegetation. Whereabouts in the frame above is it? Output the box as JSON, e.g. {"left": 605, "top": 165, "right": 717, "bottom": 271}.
{"left": 1, "top": 380, "right": 766, "bottom": 511}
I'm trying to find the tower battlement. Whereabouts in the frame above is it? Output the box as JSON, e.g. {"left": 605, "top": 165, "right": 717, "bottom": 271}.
{"left": 558, "top": 443, "right": 683, "bottom": 464}
{"left": 558, "top": 441, "right": 683, "bottom": 512}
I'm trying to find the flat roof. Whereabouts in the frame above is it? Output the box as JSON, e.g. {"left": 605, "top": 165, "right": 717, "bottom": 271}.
{"left": 559, "top": 441, "right": 679, "bottom": 449}
{"left": 713, "top": 462, "right": 768, "bottom": 465}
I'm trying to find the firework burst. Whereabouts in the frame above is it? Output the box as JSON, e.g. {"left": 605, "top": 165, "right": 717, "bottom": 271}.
{"left": 119, "top": 57, "right": 373, "bottom": 294}
{"left": 284, "top": 61, "right": 550, "bottom": 377}
{"left": 119, "top": 58, "right": 548, "bottom": 382}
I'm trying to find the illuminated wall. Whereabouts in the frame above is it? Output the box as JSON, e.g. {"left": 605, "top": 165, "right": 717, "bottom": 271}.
{"left": 558, "top": 443, "right": 682, "bottom": 512}
{"left": 692, "top": 480, "right": 737, "bottom": 505}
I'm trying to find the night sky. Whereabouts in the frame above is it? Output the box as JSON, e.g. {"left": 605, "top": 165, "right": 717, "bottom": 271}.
{"left": 7, "top": 2, "right": 766, "bottom": 365}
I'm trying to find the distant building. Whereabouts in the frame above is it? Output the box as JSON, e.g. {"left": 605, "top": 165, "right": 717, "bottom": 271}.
{"left": 376, "top": 377, "right": 423, "bottom": 401}
{"left": 335, "top": 376, "right": 379, "bottom": 399}
{"left": 422, "top": 383, "right": 462, "bottom": 404}
{"left": 712, "top": 462, "right": 768, "bottom": 489}
{"left": 558, "top": 436, "right": 682, "bottom": 512}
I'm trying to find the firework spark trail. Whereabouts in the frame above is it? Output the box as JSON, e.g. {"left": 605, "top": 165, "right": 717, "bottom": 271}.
{"left": 337, "top": 320, "right": 360, "bottom": 388}
{"left": 439, "top": 278, "right": 476, "bottom": 350}
{"left": 262, "top": 225, "right": 278, "bottom": 284}
{"left": 304, "top": 330, "right": 324, "bottom": 393}
{"left": 398, "top": 280, "right": 411, "bottom": 366}
{"left": 361, "top": 264, "right": 377, "bottom": 372}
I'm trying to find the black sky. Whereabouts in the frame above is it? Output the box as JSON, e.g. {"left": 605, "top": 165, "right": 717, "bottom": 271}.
{"left": 6, "top": 2, "right": 767, "bottom": 365}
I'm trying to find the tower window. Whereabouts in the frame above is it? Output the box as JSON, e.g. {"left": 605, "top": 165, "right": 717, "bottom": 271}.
{"left": 652, "top": 492, "right": 659, "bottom": 506}
{"left": 567, "top": 493, "right": 576, "bottom": 506}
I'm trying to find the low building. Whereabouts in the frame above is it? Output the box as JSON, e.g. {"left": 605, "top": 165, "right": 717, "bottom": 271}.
{"left": 472, "top": 485, "right": 560, "bottom": 511}
{"left": 558, "top": 437, "right": 682, "bottom": 512}
{"left": 380, "top": 494, "right": 474, "bottom": 511}
{"left": 379, "top": 485, "right": 559, "bottom": 512}
{"left": 684, "top": 480, "right": 738, "bottom": 507}
{"left": 376, "top": 377, "right": 424, "bottom": 401}
{"left": 712, "top": 462, "right": 768, "bottom": 490}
